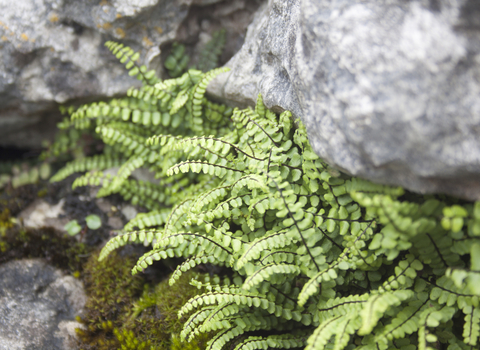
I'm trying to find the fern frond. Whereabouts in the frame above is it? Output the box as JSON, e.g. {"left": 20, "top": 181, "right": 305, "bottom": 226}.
{"left": 242, "top": 263, "right": 301, "bottom": 291}
{"left": 124, "top": 208, "right": 171, "bottom": 231}
{"left": 197, "top": 29, "right": 226, "bottom": 73}
{"left": 167, "top": 160, "right": 244, "bottom": 178}
{"left": 358, "top": 290, "right": 415, "bottom": 335}
{"left": 190, "top": 67, "right": 230, "bottom": 119}
{"left": 50, "top": 155, "right": 126, "bottom": 182}
{"left": 463, "top": 306, "right": 480, "bottom": 346}
{"left": 105, "top": 41, "right": 158, "bottom": 85}
{"left": 98, "top": 229, "right": 158, "bottom": 261}
{"left": 164, "top": 42, "right": 190, "bottom": 78}
{"left": 72, "top": 171, "right": 112, "bottom": 189}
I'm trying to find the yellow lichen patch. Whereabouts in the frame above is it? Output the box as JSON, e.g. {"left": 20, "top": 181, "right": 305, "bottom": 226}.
{"left": 155, "top": 26, "right": 163, "bottom": 34}
{"left": 49, "top": 13, "right": 59, "bottom": 22}
{"left": 116, "top": 13, "right": 122, "bottom": 19}
{"left": 142, "top": 36, "right": 153, "bottom": 47}
{"left": 1, "top": 36, "right": 7, "bottom": 41}
{"left": 20, "top": 33, "right": 28, "bottom": 41}
{"left": 115, "top": 27, "right": 126, "bottom": 39}
{"left": 30, "top": 38, "right": 35, "bottom": 43}
{"left": 102, "top": 22, "right": 112, "bottom": 30}
{"left": 99, "top": 0, "right": 109, "bottom": 5}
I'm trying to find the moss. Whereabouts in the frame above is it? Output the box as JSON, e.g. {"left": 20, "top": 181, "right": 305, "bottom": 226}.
{"left": 75, "top": 250, "right": 144, "bottom": 349}
{"left": 0, "top": 204, "right": 90, "bottom": 272}
{"left": 76, "top": 249, "right": 212, "bottom": 350}
{"left": 128, "top": 270, "right": 212, "bottom": 350}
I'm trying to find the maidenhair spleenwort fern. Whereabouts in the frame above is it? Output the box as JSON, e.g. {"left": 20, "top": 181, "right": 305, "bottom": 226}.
{"left": 50, "top": 41, "right": 480, "bottom": 350}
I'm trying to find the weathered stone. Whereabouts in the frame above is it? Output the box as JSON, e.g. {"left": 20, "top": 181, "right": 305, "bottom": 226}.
{"left": 209, "top": 0, "right": 480, "bottom": 200}
{"left": 0, "top": 259, "right": 86, "bottom": 350}
{"left": 0, "top": 0, "right": 191, "bottom": 149}
{"left": 19, "top": 198, "right": 70, "bottom": 233}
{"left": 0, "top": 0, "right": 262, "bottom": 150}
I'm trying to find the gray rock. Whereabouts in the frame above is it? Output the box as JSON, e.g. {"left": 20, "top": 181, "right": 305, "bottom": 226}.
{"left": 19, "top": 198, "right": 70, "bottom": 233}
{"left": 0, "top": 259, "right": 86, "bottom": 350}
{"left": 0, "top": 0, "right": 191, "bottom": 149}
{"left": 209, "top": 0, "right": 480, "bottom": 200}
{"left": 0, "top": 0, "right": 262, "bottom": 150}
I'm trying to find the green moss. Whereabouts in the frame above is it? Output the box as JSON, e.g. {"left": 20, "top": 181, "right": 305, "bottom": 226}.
{"left": 76, "top": 250, "right": 144, "bottom": 349}
{"left": 0, "top": 206, "right": 89, "bottom": 272}
{"left": 76, "top": 250, "right": 211, "bottom": 350}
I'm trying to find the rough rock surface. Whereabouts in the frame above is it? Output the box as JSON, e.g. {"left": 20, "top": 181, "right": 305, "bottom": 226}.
{"left": 0, "top": 0, "right": 187, "bottom": 149}
{"left": 0, "top": 259, "right": 86, "bottom": 350}
{"left": 19, "top": 198, "right": 70, "bottom": 233}
{"left": 0, "top": 0, "right": 261, "bottom": 149}
{"left": 209, "top": 0, "right": 480, "bottom": 200}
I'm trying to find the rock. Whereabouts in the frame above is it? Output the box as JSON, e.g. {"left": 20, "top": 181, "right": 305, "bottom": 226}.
{"left": 209, "top": 0, "right": 480, "bottom": 201}
{"left": 0, "top": 259, "right": 86, "bottom": 350}
{"left": 0, "top": 0, "right": 191, "bottom": 149}
{"left": 121, "top": 204, "right": 138, "bottom": 221}
{"left": 0, "top": 0, "right": 262, "bottom": 150}
{"left": 19, "top": 198, "right": 70, "bottom": 233}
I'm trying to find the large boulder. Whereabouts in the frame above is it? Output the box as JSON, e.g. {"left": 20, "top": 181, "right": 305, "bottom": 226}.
{"left": 0, "top": 0, "right": 188, "bottom": 148}
{"left": 209, "top": 0, "right": 480, "bottom": 201}
{"left": 0, "top": 0, "right": 260, "bottom": 149}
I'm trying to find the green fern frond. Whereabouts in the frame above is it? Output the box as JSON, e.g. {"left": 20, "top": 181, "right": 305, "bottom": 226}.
{"left": 50, "top": 155, "right": 126, "bottom": 182}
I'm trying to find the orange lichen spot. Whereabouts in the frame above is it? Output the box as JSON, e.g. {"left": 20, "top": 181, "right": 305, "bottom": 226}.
{"left": 155, "top": 26, "right": 163, "bottom": 34}
{"left": 20, "top": 33, "right": 29, "bottom": 41}
{"left": 116, "top": 13, "right": 122, "bottom": 19}
{"left": 115, "top": 28, "right": 125, "bottom": 39}
{"left": 1, "top": 36, "right": 7, "bottom": 41}
{"left": 49, "top": 13, "right": 59, "bottom": 22}
{"left": 50, "top": 47, "right": 55, "bottom": 52}
{"left": 143, "top": 36, "right": 153, "bottom": 47}
{"left": 102, "top": 22, "right": 112, "bottom": 30}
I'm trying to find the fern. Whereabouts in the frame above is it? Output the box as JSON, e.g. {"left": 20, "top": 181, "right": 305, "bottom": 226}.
{"left": 49, "top": 39, "right": 480, "bottom": 350}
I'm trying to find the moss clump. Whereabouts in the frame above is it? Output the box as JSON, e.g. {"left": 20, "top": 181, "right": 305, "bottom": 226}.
{"left": 76, "top": 250, "right": 144, "bottom": 349}
{"left": 76, "top": 249, "right": 211, "bottom": 350}
{"left": 128, "top": 270, "right": 212, "bottom": 350}
{"left": 0, "top": 205, "right": 89, "bottom": 273}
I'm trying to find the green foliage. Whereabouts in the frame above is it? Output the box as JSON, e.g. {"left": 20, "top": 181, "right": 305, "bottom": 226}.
{"left": 165, "top": 42, "right": 190, "bottom": 78}
{"left": 52, "top": 40, "right": 480, "bottom": 350}
{"left": 196, "top": 29, "right": 227, "bottom": 73}
{"left": 0, "top": 162, "right": 51, "bottom": 189}
{"left": 50, "top": 42, "right": 233, "bottom": 213}
{"left": 65, "top": 219, "right": 82, "bottom": 236}
{"left": 85, "top": 214, "right": 102, "bottom": 230}
{"left": 164, "top": 29, "right": 227, "bottom": 78}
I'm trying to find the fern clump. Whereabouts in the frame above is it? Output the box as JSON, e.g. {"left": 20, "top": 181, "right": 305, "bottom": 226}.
{"left": 50, "top": 40, "right": 480, "bottom": 350}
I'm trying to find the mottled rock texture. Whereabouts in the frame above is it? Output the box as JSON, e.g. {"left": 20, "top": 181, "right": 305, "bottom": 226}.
{"left": 209, "top": 0, "right": 480, "bottom": 200}
{"left": 0, "top": 259, "right": 86, "bottom": 350}
{"left": 0, "top": 0, "right": 260, "bottom": 149}
{"left": 0, "top": 0, "right": 186, "bottom": 148}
